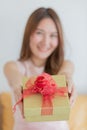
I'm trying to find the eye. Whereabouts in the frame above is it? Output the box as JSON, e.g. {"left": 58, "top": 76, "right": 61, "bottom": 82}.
{"left": 51, "top": 34, "right": 58, "bottom": 38}
{"left": 36, "top": 31, "right": 43, "bottom": 35}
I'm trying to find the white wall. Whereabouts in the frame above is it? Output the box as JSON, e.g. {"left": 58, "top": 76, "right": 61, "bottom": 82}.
{"left": 0, "top": 0, "right": 87, "bottom": 93}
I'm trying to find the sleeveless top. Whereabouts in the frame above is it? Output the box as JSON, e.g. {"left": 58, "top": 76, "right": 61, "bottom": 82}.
{"left": 12, "top": 60, "right": 69, "bottom": 130}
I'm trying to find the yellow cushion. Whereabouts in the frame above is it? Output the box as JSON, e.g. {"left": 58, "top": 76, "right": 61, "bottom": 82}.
{"left": 0, "top": 92, "right": 14, "bottom": 130}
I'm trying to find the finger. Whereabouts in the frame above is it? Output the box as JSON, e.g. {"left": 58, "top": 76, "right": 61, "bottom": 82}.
{"left": 70, "top": 86, "right": 77, "bottom": 107}
{"left": 70, "top": 96, "right": 75, "bottom": 107}
{"left": 67, "top": 80, "right": 73, "bottom": 93}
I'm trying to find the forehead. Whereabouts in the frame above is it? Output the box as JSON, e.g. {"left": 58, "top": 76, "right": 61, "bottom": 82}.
{"left": 36, "top": 18, "right": 57, "bottom": 32}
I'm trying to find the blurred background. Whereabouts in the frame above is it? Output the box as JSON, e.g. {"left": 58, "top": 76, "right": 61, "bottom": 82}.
{"left": 0, "top": 0, "right": 87, "bottom": 94}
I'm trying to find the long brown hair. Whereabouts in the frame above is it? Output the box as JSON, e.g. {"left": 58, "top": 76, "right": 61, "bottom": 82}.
{"left": 19, "top": 7, "right": 64, "bottom": 75}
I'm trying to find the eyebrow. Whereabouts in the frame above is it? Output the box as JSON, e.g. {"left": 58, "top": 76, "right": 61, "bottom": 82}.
{"left": 36, "top": 28, "right": 58, "bottom": 34}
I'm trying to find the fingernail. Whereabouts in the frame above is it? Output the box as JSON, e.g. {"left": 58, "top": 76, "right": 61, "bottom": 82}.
{"left": 69, "top": 88, "right": 71, "bottom": 93}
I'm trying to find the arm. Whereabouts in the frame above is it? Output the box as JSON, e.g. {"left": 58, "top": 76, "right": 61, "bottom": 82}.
{"left": 58, "top": 60, "right": 74, "bottom": 79}
{"left": 4, "top": 61, "right": 23, "bottom": 89}
{"left": 4, "top": 61, "right": 23, "bottom": 112}
{"left": 58, "top": 60, "right": 77, "bottom": 106}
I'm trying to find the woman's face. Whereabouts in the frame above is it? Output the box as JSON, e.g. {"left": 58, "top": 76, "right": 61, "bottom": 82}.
{"left": 29, "top": 18, "right": 58, "bottom": 61}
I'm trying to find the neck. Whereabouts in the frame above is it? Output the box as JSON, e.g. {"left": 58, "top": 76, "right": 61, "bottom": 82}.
{"left": 30, "top": 56, "right": 46, "bottom": 67}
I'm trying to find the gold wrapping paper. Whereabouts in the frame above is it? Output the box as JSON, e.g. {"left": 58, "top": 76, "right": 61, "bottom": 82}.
{"left": 22, "top": 75, "right": 70, "bottom": 122}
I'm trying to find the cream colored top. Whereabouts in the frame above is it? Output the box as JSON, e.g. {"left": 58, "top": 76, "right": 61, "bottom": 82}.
{"left": 12, "top": 60, "right": 69, "bottom": 130}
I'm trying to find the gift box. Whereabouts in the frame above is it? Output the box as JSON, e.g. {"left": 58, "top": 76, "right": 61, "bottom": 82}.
{"left": 22, "top": 73, "right": 70, "bottom": 122}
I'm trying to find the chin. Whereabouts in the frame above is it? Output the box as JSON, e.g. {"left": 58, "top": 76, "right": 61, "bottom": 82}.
{"left": 38, "top": 52, "right": 52, "bottom": 59}
{"left": 38, "top": 57, "right": 48, "bottom": 60}
{"left": 38, "top": 54, "right": 51, "bottom": 59}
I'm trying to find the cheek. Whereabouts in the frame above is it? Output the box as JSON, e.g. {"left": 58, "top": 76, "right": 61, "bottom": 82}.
{"left": 30, "top": 34, "right": 42, "bottom": 44}
{"left": 52, "top": 40, "right": 58, "bottom": 48}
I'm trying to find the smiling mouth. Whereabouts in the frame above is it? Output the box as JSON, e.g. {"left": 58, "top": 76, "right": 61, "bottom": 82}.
{"left": 38, "top": 46, "right": 50, "bottom": 52}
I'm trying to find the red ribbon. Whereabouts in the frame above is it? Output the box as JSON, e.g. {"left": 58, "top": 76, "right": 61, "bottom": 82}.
{"left": 13, "top": 73, "right": 68, "bottom": 115}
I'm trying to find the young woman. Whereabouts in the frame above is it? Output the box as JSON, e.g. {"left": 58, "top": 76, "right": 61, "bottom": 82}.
{"left": 4, "top": 7, "right": 76, "bottom": 130}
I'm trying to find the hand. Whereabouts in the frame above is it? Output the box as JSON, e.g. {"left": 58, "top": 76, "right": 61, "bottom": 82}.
{"left": 66, "top": 77, "right": 77, "bottom": 107}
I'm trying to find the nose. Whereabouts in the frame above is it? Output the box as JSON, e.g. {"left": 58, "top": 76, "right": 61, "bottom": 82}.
{"left": 42, "top": 35, "right": 50, "bottom": 47}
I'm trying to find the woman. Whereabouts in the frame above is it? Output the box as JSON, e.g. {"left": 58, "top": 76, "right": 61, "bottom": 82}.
{"left": 4, "top": 7, "right": 76, "bottom": 130}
